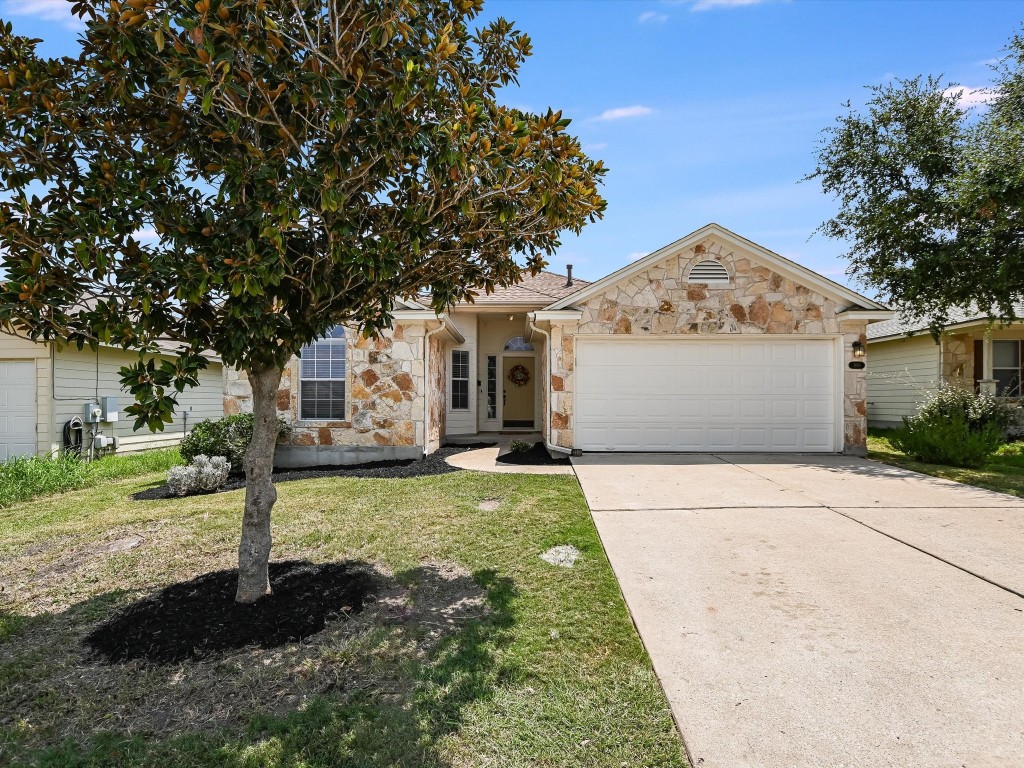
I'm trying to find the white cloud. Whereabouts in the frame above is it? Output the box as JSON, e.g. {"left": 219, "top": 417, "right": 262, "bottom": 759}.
{"left": 583, "top": 142, "right": 609, "bottom": 152}
{"left": 3, "top": 0, "right": 84, "bottom": 28}
{"left": 593, "top": 105, "right": 654, "bottom": 122}
{"left": 689, "top": 0, "right": 769, "bottom": 10}
{"left": 626, "top": 251, "right": 649, "bottom": 262}
{"left": 638, "top": 10, "right": 669, "bottom": 24}
{"left": 133, "top": 227, "right": 160, "bottom": 242}
{"left": 943, "top": 85, "right": 999, "bottom": 109}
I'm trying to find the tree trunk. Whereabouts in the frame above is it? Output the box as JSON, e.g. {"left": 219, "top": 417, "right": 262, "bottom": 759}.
{"left": 235, "top": 363, "right": 283, "bottom": 603}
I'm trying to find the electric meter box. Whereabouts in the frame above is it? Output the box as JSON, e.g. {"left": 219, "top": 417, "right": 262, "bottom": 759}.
{"left": 101, "top": 396, "right": 119, "bottom": 423}
{"left": 83, "top": 402, "right": 102, "bottom": 423}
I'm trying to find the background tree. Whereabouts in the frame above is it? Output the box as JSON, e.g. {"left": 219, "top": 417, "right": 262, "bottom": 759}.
{"left": 808, "top": 29, "right": 1024, "bottom": 331}
{"left": 0, "top": 0, "right": 606, "bottom": 602}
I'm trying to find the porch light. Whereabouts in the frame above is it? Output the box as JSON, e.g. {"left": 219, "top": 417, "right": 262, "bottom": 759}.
{"left": 852, "top": 340, "right": 866, "bottom": 359}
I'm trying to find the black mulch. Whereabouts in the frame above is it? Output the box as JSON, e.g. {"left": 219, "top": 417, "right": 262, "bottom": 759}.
{"left": 495, "top": 441, "right": 571, "bottom": 466}
{"left": 84, "top": 560, "right": 378, "bottom": 664}
{"left": 132, "top": 443, "right": 496, "bottom": 501}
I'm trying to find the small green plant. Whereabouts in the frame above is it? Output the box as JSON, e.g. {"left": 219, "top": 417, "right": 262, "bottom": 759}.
{"left": 180, "top": 414, "right": 288, "bottom": 470}
{"left": 508, "top": 440, "right": 534, "bottom": 454}
{"left": 890, "top": 384, "right": 1012, "bottom": 467}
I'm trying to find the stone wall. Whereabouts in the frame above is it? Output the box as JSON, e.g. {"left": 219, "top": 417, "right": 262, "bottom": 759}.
{"left": 223, "top": 323, "right": 432, "bottom": 466}
{"left": 941, "top": 333, "right": 974, "bottom": 385}
{"left": 546, "top": 238, "right": 870, "bottom": 455}
{"left": 426, "top": 330, "right": 446, "bottom": 453}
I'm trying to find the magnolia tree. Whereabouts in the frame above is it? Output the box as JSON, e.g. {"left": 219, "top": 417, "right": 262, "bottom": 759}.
{"left": 808, "top": 30, "right": 1024, "bottom": 331}
{"left": 0, "top": 0, "right": 605, "bottom": 602}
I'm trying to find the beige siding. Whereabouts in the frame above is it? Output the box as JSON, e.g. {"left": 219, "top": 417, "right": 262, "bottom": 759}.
{"left": 866, "top": 335, "right": 940, "bottom": 428}
{"left": 52, "top": 346, "right": 223, "bottom": 452}
{"left": 445, "top": 312, "right": 478, "bottom": 435}
{"left": 0, "top": 333, "right": 51, "bottom": 456}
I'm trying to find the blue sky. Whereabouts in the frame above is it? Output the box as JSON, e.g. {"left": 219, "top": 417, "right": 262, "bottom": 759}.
{"left": 5, "top": 0, "right": 1023, "bottom": 293}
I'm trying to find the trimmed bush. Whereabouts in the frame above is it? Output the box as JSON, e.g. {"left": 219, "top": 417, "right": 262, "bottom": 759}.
{"left": 180, "top": 414, "right": 288, "bottom": 471}
{"left": 167, "top": 455, "right": 231, "bottom": 496}
{"left": 890, "top": 384, "right": 1014, "bottom": 467}
{"left": 508, "top": 440, "right": 533, "bottom": 454}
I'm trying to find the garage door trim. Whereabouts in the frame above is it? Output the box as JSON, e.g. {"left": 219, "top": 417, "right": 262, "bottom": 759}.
{"left": 572, "top": 334, "right": 845, "bottom": 453}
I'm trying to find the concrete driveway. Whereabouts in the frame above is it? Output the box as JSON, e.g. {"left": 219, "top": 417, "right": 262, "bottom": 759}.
{"left": 572, "top": 453, "right": 1024, "bottom": 768}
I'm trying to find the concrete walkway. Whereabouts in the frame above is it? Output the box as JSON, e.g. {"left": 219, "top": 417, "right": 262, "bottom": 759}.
{"left": 573, "top": 453, "right": 1024, "bottom": 768}
{"left": 444, "top": 443, "right": 575, "bottom": 475}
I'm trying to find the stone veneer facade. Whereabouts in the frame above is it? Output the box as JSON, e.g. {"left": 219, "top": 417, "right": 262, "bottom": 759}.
{"left": 545, "top": 238, "right": 871, "bottom": 455}
{"left": 223, "top": 322, "right": 447, "bottom": 466}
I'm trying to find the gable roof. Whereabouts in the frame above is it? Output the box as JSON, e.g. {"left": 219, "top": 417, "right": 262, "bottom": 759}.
{"left": 543, "top": 223, "right": 888, "bottom": 312}
{"left": 867, "top": 302, "right": 1024, "bottom": 341}
{"left": 463, "top": 270, "right": 590, "bottom": 305}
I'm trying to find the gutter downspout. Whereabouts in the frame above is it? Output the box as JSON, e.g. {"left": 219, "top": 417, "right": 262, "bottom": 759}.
{"left": 527, "top": 313, "right": 569, "bottom": 456}
{"left": 423, "top": 317, "right": 450, "bottom": 455}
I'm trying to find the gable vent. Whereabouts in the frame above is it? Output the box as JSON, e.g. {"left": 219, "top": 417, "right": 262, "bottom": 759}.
{"left": 687, "top": 259, "right": 730, "bottom": 284}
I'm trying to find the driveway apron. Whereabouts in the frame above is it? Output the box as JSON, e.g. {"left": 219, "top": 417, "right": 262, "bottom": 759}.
{"left": 573, "top": 453, "right": 1024, "bottom": 768}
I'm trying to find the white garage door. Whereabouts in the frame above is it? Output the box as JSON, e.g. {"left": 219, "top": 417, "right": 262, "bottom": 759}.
{"left": 0, "top": 361, "right": 37, "bottom": 461}
{"left": 575, "top": 338, "right": 838, "bottom": 452}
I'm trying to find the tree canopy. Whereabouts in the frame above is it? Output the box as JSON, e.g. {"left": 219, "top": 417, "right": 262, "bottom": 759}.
{"left": 0, "top": 0, "right": 606, "bottom": 601}
{"left": 0, "top": 0, "right": 606, "bottom": 428}
{"left": 808, "top": 30, "right": 1024, "bottom": 331}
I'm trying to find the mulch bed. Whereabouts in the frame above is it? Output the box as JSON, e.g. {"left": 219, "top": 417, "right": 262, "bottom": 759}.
{"left": 496, "top": 441, "right": 571, "bottom": 466}
{"left": 84, "top": 560, "right": 378, "bottom": 664}
{"left": 132, "top": 442, "right": 495, "bottom": 501}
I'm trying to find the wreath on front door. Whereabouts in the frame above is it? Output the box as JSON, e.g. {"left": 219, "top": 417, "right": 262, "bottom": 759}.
{"left": 507, "top": 364, "right": 531, "bottom": 387}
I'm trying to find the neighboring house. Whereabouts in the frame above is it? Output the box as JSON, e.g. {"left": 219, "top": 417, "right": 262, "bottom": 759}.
{"left": 0, "top": 333, "right": 225, "bottom": 461}
{"left": 225, "top": 223, "right": 891, "bottom": 465}
{"left": 866, "top": 304, "right": 1024, "bottom": 429}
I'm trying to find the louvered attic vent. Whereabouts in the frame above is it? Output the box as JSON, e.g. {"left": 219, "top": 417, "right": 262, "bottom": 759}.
{"left": 687, "top": 259, "right": 730, "bottom": 284}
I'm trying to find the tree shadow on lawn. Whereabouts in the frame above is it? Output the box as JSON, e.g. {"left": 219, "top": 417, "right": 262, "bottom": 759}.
{"left": 0, "top": 561, "right": 517, "bottom": 767}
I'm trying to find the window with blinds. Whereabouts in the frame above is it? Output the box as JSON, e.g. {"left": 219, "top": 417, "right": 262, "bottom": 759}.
{"left": 299, "top": 326, "right": 347, "bottom": 420}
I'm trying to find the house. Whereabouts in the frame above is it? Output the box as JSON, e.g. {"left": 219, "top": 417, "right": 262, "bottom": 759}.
{"left": 0, "top": 334, "right": 225, "bottom": 460}
{"left": 222, "top": 222, "right": 888, "bottom": 462}
{"left": 223, "top": 223, "right": 892, "bottom": 466}
{"left": 866, "top": 304, "right": 1024, "bottom": 429}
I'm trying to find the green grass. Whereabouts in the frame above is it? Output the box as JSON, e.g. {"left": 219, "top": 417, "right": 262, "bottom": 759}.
{"left": 0, "top": 467, "right": 686, "bottom": 767}
{"left": 868, "top": 428, "right": 1024, "bottom": 498}
{"left": 0, "top": 448, "right": 182, "bottom": 509}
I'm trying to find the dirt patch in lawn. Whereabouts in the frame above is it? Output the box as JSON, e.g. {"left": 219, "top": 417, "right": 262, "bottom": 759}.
{"left": 496, "top": 442, "right": 571, "bottom": 466}
{"left": 131, "top": 443, "right": 496, "bottom": 501}
{"left": 85, "top": 561, "right": 378, "bottom": 664}
{"left": 2, "top": 560, "right": 498, "bottom": 752}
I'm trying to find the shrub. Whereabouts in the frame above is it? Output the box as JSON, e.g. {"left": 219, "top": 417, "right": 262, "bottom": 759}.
{"left": 915, "top": 384, "right": 1017, "bottom": 433}
{"left": 890, "top": 414, "right": 1003, "bottom": 468}
{"left": 180, "top": 414, "right": 288, "bottom": 470}
{"left": 891, "top": 384, "right": 1013, "bottom": 467}
{"left": 508, "top": 440, "right": 533, "bottom": 454}
{"left": 167, "top": 455, "right": 231, "bottom": 496}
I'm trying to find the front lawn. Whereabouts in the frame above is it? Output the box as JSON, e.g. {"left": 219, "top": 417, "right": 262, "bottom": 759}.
{"left": 868, "top": 429, "right": 1024, "bottom": 498}
{"left": 0, "top": 465, "right": 686, "bottom": 767}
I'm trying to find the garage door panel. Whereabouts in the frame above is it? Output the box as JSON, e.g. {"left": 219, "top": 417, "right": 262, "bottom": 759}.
{"left": 575, "top": 339, "right": 837, "bottom": 453}
{"left": 0, "top": 360, "right": 37, "bottom": 461}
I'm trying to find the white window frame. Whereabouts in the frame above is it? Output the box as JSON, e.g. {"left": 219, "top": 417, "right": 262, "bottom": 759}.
{"left": 992, "top": 339, "right": 1023, "bottom": 397}
{"left": 451, "top": 349, "right": 470, "bottom": 411}
{"left": 298, "top": 326, "right": 347, "bottom": 421}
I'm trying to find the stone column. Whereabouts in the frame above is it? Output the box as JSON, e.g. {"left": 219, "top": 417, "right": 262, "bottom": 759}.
{"left": 978, "top": 378, "right": 998, "bottom": 397}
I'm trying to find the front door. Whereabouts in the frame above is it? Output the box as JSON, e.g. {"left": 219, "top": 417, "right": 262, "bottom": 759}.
{"left": 502, "top": 356, "right": 535, "bottom": 428}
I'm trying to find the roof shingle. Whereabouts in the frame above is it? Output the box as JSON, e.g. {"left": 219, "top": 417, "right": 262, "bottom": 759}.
{"left": 462, "top": 270, "right": 589, "bottom": 305}
{"left": 868, "top": 302, "right": 1024, "bottom": 340}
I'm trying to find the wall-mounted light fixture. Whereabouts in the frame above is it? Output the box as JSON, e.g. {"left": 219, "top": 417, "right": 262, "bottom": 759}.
{"left": 852, "top": 340, "right": 866, "bottom": 359}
